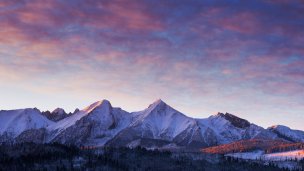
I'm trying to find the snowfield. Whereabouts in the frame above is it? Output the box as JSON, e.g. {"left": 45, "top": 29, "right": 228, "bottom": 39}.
{"left": 226, "top": 150, "right": 304, "bottom": 161}
{"left": 264, "top": 150, "right": 304, "bottom": 161}
{"left": 226, "top": 150, "right": 304, "bottom": 170}
{"left": 225, "top": 150, "right": 265, "bottom": 160}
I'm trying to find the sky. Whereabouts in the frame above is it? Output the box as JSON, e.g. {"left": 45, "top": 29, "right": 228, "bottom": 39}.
{"left": 0, "top": 0, "right": 303, "bottom": 130}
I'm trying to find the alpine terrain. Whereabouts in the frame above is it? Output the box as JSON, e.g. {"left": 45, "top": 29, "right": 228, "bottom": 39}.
{"left": 0, "top": 99, "right": 303, "bottom": 151}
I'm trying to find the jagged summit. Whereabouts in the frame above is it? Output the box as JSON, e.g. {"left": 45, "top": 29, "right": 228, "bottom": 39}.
{"left": 52, "top": 108, "right": 66, "bottom": 115}
{"left": 73, "top": 108, "right": 80, "bottom": 114}
{"left": 41, "top": 108, "right": 68, "bottom": 122}
{"left": 47, "top": 99, "right": 113, "bottom": 132}
{"left": 148, "top": 99, "right": 166, "bottom": 108}
{"left": 215, "top": 112, "right": 250, "bottom": 129}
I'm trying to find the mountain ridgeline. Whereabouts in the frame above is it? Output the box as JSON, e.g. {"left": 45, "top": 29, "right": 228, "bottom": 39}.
{"left": 0, "top": 99, "right": 303, "bottom": 151}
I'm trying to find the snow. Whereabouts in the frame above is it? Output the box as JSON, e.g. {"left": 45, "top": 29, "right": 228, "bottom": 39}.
{"left": 127, "top": 139, "right": 141, "bottom": 148}
{"left": 83, "top": 106, "right": 133, "bottom": 146}
{"left": 130, "top": 99, "right": 196, "bottom": 140}
{"left": 226, "top": 150, "right": 304, "bottom": 161}
{"left": 46, "top": 99, "right": 134, "bottom": 146}
{"left": 47, "top": 111, "right": 85, "bottom": 132}
{"left": 269, "top": 125, "right": 304, "bottom": 142}
{"left": 264, "top": 150, "right": 304, "bottom": 161}
{"left": 47, "top": 100, "right": 106, "bottom": 132}
{"left": 197, "top": 114, "right": 264, "bottom": 145}
{"left": 226, "top": 150, "right": 304, "bottom": 170}
{"left": 0, "top": 108, "right": 54, "bottom": 137}
{"left": 226, "top": 151, "right": 265, "bottom": 160}
{"left": 0, "top": 99, "right": 303, "bottom": 149}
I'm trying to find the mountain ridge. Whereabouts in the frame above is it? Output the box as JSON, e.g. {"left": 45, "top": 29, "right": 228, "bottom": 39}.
{"left": 0, "top": 99, "right": 303, "bottom": 151}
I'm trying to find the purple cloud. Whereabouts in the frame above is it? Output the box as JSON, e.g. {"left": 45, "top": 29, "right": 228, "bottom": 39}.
{"left": 0, "top": 0, "right": 304, "bottom": 129}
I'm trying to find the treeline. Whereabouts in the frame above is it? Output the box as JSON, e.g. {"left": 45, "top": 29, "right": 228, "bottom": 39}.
{"left": 202, "top": 139, "right": 304, "bottom": 155}
{"left": 202, "top": 139, "right": 288, "bottom": 154}
{"left": 0, "top": 143, "right": 294, "bottom": 171}
{"left": 224, "top": 156, "right": 303, "bottom": 171}
{"left": 265, "top": 143, "right": 304, "bottom": 154}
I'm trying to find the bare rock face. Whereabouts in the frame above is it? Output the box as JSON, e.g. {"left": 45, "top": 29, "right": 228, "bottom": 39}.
{"left": 42, "top": 108, "right": 68, "bottom": 122}
{"left": 72, "top": 108, "right": 80, "bottom": 114}
{"left": 15, "top": 128, "right": 46, "bottom": 144}
{"left": 217, "top": 113, "right": 250, "bottom": 129}
{"left": 51, "top": 119, "right": 93, "bottom": 145}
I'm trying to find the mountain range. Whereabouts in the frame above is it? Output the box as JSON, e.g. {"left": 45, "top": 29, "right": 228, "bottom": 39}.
{"left": 0, "top": 99, "right": 303, "bottom": 151}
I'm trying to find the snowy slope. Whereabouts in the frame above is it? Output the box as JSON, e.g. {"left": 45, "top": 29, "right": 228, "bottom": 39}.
{"left": 226, "top": 150, "right": 265, "bottom": 160}
{"left": 226, "top": 150, "right": 304, "bottom": 170}
{"left": 264, "top": 150, "right": 304, "bottom": 161}
{"left": 268, "top": 125, "right": 304, "bottom": 142}
{"left": 48, "top": 100, "right": 133, "bottom": 146}
{"left": 0, "top": 108, "right": 54, "bottom": 137}
{"left": 226, "top": 150, "right": 304, "bottom": 161}
{"left": 107, "top": 99, "right": 205, "bottom": 148}
{"left": 131, "top": 99, "right": 197, "bottom": 139}
{"left": 47, "top": 101, "right": 104, "bottom": 132}
{"left": 197, "top": 113, "right": 269, "bottom": 145}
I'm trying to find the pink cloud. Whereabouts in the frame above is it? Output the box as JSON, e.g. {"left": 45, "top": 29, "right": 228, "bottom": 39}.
{"left": 216, "top": 11, "right": 261, "bottom": 34}
{"left": 69, "top": 1, "right": 164, "bottom": 32}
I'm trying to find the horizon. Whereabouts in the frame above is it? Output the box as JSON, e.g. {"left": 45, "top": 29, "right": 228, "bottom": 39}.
{"left": 0, "top": 0, "right": 304, "bottom": 130}
{"left": 0, "top": 98, "right": 302, "bottom": 131}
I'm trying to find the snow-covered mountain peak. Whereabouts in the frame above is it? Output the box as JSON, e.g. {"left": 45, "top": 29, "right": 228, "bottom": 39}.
{"left": 47, "top": 100, "right": 112, "bottom": 132}
{"left": 1, "top": 100, "right": 303, "bottom": 149}
{"left": 0, "top": 108, "right": 53, "bottom": 137}
{"left": 148, "top": 99, "right": 166, "bottom": 109}
{"left": 134, "top": 99, "right": 169, "bottom": 119}
{"left": 85, "top": 100, "right": 114, "bottom": 120}
{"left": 82, "top": 99, "right": 112, "bottom": 114}
{"left": 142, "top": 99, "right": 190, "bottom": 119}
{"left": 110, "top": 99, "right": 200, "bottom": 146}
